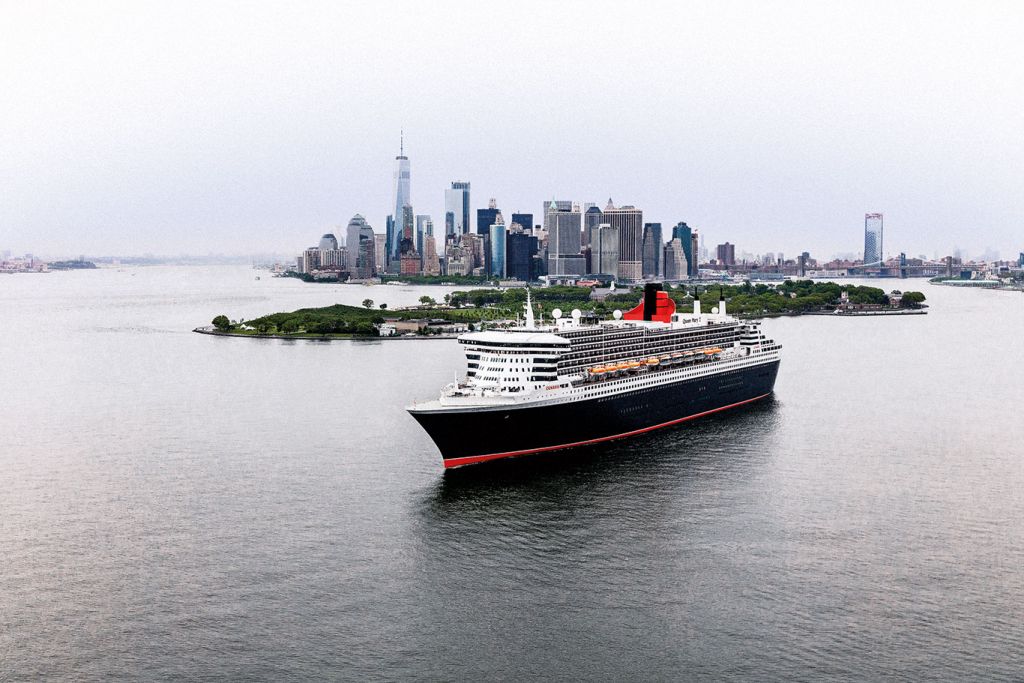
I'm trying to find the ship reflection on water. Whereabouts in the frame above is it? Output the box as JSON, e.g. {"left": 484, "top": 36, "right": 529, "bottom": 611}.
{"left": 421, "top": 396, "right": 781, "bottom": 511}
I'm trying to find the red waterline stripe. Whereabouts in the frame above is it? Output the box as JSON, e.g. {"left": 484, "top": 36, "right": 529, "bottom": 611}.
{"left": 442, "top": 392, "right": 772, "bottom": 468}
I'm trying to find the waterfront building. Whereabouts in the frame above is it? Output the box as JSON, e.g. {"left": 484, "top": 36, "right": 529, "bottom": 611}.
{"left": 864, "top": 213, "right": 884, "bottom": 265}
{"left": 302, "top": 246, "right": 321, "bottom": 273}
{"left": 546, "top": 201, "right": 585, "bottom": 277}
{"left": 506, "top": 232, "right": 538, "bottom": 282}
{"left": 489, "top": 215, "right": 507, "bottom": 278}
{"left": 445, "top": 181, "right": 471, "bottom": 236}
{"left": 716, "top": 242, "right": 736, "bottom": 266}
{"left": 583, "top": 205, "right": 603, "bottom": 248}
{"left": 319, "top": 247, "right": 346, "bottom": 270}
{"left": 602, "top": 200, "right": 643, "bottom": 281}
{"left": 642, "top": 223, "right": 662, "bottom": 279}
{"left": 592, "top": 223, "right": 619, "bottom": 277}
{"left": 664, "top": 238, "right": 689, "bottom": 280}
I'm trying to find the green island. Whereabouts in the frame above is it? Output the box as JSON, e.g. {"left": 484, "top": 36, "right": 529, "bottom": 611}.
{"left": 199, "top": 281, "right": 925, "bottom": 339}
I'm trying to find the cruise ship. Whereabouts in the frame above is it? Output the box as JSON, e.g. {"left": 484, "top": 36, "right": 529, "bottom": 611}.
{"left": 408, "top": 284, "right": 781, "bottom": 468}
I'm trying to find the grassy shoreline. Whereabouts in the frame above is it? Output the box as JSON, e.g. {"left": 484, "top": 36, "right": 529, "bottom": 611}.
{"left": 200, "top": 281, "right": 927, "bottom": 339}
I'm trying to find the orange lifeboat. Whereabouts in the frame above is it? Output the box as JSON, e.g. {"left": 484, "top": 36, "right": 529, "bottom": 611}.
{"left": 646, "top": 357, "right": 660, "bottom": 366}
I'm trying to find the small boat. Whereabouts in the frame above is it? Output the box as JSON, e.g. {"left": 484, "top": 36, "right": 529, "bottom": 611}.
{"left": 659, "top": 355, "right": 672, "bottom": 366}
{"left": 645, "top": 357, "right": 660, "bottom": 366}
{"left": 671, "top": 352, "right": 684, "bottom": 363}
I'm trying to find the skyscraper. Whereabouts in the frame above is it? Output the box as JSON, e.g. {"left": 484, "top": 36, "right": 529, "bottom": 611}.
{"left": 390, "top": 134, "right": 411, "bottom": 264}
{"left": 355, "top": 223, "right": 376, "bottom": 278}
{"left": 545, "top": 201, "right": 585, "bottom": 276}
{"left": 864, "top": 213, "right": 883, "bottom": 265}
{"left": 511, "top": 212, "right": 534, "bottom": 234}
{"left": 602, "top": 199, "right": 643, "bottom": 281}
{"left": 672, "top": 222, "right": 693, "bottom": 277}
{"left": 399, "top": 205, "right": 419, "bottom": 275}
{"left": 489, "top": 215, "right": 507, "bottom": 278}
{"left": 445, "top": 181, "right": 471, "bottom": 236}
{"left": 664, "top": 238, "right": 689, "bottom": 280}
{"left": 423, "top": 236, "right": 440, "bottom": 276}
{"left": 642, "top": 222, "right": 662, "bottom": 279}
{"left": 506, "top": 232, "right": 538, "bottom": 281}
{"left": 416, "top": 214, "right": 432, "bottom": 269}
{"left": 374, "top": 233, "right": 386, "bottom": 273}
{"left": 593, "top": 224, "right": 619, "bottom": 277}
{"left": 345, "top": 215, "right": 371, "bottom": 271}
{"left": 318, "top": 234, "right": 338, "bottom": 251}
{"left": 476, "top": 199, "right": 500, "bottom": 238}
{"left": 690, "top": 232, "right": 700, "bottom": 277}
{"left": 583, "top": 205, "right": 603, "bottom": 247}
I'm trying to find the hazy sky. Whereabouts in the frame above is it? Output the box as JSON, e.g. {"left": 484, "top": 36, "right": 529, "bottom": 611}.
{"left": 2, "top": 1, "right": 1022, "bottom": 260}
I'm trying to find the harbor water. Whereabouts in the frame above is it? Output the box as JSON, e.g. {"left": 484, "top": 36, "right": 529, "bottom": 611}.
{"left": 1, "top": 267, "right": 1022, "bottom": 680}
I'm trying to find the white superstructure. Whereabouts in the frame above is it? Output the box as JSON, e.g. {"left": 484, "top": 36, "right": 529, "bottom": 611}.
{"left": 419, "top": 292, "right": 781, "bottom": 411}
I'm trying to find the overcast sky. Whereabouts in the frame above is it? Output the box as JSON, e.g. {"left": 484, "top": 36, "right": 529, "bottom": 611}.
{"left": 2, "top": 1, "right": 1022, "bottom": 260}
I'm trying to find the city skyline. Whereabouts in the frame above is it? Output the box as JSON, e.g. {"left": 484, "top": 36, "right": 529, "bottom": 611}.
{"left": 3, "top": 3, "right": 1023, "bottom": 260}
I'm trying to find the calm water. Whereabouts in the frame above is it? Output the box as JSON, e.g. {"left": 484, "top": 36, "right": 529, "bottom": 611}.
{"left": 1, "top": 266, "right": 1022, "bottom": 681}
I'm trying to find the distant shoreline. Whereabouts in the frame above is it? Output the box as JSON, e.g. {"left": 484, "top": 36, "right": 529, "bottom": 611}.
{"left": 192, "top": 327, "right": 458, "bottom": 341}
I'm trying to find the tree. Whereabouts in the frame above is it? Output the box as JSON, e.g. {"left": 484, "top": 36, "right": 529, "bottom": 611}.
{"left": 280, "top": 319, "right": 298, "bottom": 334}
{"left": 379, "top": 303, "right": 388, "bottom": 310}
{"left": 901, "top": 291, "right": 926, "bottom": 308}
{"left": 362, "top": 299, "right": 374, "bottom": 309}
{"left": 353, "top": 321, "right": 377, "bottom": 335}
{"left": 254, "top": 321, "right": 271, "bottom": 335}
{"left": 212, "top": 315, "right": 230, "bottom": 331}
{"left": 419, "top": 295, "right": 436, "bottom": 307}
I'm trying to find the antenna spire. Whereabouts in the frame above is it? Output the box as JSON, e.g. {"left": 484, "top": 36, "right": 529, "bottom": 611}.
{"left": 400, "top": 129, "right": 404, "bottom": 156}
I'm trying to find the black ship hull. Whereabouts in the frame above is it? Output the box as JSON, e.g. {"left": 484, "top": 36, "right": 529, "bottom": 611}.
{"left": 410, "top": 359, "right": 780, "bottom": 468}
